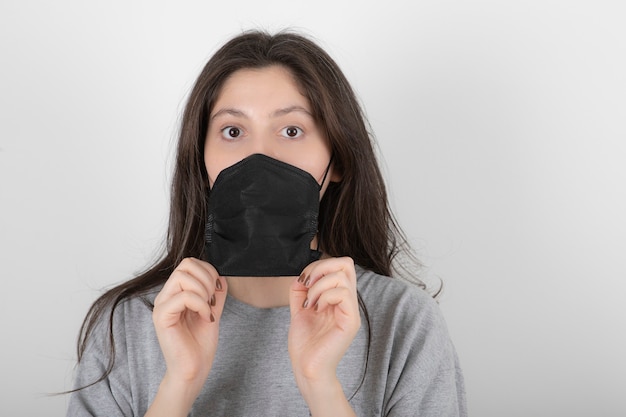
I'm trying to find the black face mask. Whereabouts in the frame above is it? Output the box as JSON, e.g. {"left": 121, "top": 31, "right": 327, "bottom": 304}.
{"left": 204, "top": 153, "right": 331, "bottom": 276}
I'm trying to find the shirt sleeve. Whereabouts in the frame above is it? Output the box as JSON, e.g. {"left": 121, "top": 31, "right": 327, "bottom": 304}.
{"left": 383, "top": 288, "right": 468, "bottom": 417}
{"left": 66, "top": 303, "right": 134, "bottom": 417}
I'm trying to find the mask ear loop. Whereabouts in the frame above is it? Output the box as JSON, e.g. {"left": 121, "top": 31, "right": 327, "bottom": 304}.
{"left": 318, "top": 154, "right": 334, "bottom": 191}
{"left": 314, "top": 154, "right": 334, "bottom": 252}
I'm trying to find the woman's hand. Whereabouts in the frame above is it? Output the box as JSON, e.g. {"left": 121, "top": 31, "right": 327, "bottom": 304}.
{"left": 152, "top": 258, "right": 227, "bottom": 387}
{"left": 288, "top": 257, "right": 360, "bottom": 415}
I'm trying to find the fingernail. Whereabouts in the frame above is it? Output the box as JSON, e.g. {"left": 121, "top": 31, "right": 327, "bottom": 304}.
{"left": 210, "top": 294, "right": 216, "bottom": 307}
{"left": 298, "top": 273, "right": 306, "bottom": 283}
{"left": 302, "top": 298, "right": 309, "bottom": 309}
{"left": 210, "top": 313, "right": 215, "bottom": 322}
{"left": 216, "top": 278, "right": 223, "bottom": 290}
{"left": 314, "top": 303, "right": 319, "bottom": 312}
{"left": 304, "top": 277, "right": 311, "bottom": 287}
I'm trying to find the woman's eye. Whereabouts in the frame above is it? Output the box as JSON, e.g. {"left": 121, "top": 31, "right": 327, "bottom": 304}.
{"left": 221, "top": 126, "right": 242, "bottom": 139}
{"left": 280, "top": 126, "right": 303, "bottom": 139}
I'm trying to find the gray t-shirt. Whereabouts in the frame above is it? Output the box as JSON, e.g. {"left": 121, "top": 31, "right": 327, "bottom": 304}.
{"left": 67, "top": 266, "right": 467, "bottom": 416}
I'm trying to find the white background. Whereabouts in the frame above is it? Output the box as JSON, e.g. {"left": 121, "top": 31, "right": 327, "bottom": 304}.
{"left": 1, "top": 1, "right": 625, "bottom": 416}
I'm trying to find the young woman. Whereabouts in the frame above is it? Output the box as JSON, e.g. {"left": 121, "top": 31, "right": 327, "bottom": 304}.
{"left": 67, "top": 31, "right": 467, "bottom": 417}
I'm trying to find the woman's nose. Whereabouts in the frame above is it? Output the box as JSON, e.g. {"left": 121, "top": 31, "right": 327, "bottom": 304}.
{"left": 246, "top": 135, "right": 281, "bottom": 160}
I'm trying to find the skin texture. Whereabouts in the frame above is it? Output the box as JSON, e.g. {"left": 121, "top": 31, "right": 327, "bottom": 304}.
{"left": 146, "top": 66, "right": 359, "bottom": 417}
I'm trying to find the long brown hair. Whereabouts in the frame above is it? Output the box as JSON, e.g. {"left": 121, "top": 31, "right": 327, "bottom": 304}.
{"left": 74, "top": 29, "right": 425, "bottom": 390}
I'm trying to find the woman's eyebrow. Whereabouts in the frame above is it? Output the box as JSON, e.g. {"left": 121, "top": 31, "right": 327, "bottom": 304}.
{"left": 271, "top": 105, "right": 312, "bottom": 117}
{"left": 210, "top": 108, "right": 247, "bottom": 120}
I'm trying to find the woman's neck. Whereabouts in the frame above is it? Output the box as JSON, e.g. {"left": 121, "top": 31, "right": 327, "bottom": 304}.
{"left": 225, "top": 238, "right": 323, "bottom": 308}
{"left": 225, "top": 276, "right": 296, "bottom": 308}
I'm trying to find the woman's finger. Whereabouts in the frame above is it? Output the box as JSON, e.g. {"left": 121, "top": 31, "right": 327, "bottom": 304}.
{"left": 299, "top": 270, "right": 352, "bottom": 309}
{"left": 153, "top": 291, "right": 214, "bottom": 328}
{"left": 299, "top": 257, "right": 356, "bottom": 290}
{"left": 155, "top": 270, "right": 211, "bottom": 306}
{"left": 211, "top": 277, "right": 228, "bottom": 320}
{"left": 157, "top": 258, "right": 222, "bottom": 303}
{"left": 297, "top": 257, "right": 356, "bottom": 309}
{"left": 312, "top": 286, "right": 357, "bottom": 315}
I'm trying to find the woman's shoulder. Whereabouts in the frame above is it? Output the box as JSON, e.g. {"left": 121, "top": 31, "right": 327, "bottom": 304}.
{"left": 355, "top": 264, "right": 463, "bottom": 378}
{"left": 115, "top": 286, "right": 162, "bottom": 325}
{"left": 86, "top": 285, "right": 163, "bottom": 345}
{"left": 354, "top": 268, "right": 466, "bottom": 415}
{"left": 355, "top": 265, "right": 452, "bottom": 345}
{"left": 355, "top": 265, "right": 438, "bottom": 313}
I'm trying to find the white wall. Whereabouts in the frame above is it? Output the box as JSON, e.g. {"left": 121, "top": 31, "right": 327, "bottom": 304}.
{"left": 1, "top": 1, "right": 624, "bottom": 415}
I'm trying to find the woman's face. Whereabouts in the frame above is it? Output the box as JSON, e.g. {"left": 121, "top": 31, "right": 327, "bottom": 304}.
{"left": 204, "top": 65, "right": 337, "bottom": 193}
